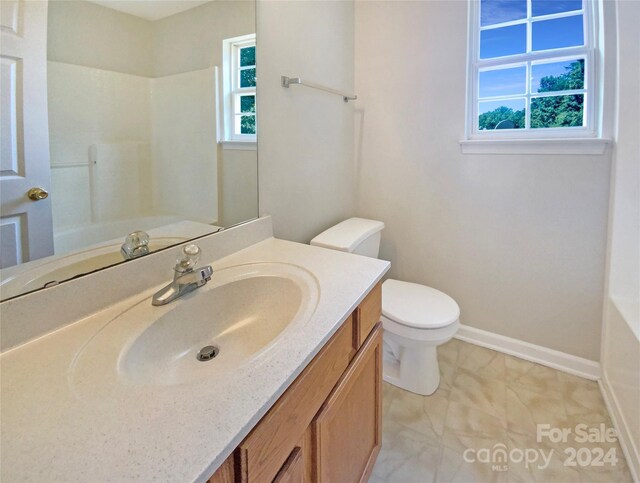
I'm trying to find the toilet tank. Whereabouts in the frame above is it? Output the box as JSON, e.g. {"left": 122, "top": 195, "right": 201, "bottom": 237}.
{"left": 310, "top": 218, "right": 385, "bottom": 258}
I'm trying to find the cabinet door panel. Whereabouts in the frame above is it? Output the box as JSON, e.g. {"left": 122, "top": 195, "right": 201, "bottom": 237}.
{"left": 313, "top": 325, "right": 382, "bottom": 483}
{"left": 237, "top": 316, "right": 355, "bottom": 483}
{"left": 354, "top": 283, "right": 381, "bottom": 348}
{"left": 273, "top": 447, "right": 303, "bottom": 483}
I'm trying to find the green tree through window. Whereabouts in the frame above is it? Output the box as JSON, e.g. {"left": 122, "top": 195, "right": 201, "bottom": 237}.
{"left": 479, "top": 60, "right": 584, "bottom": 130}
{"left": 531, "top": 60, "right": 584, "bottom": 128}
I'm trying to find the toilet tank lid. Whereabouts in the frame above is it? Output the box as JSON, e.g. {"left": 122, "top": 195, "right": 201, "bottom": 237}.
{"left": 310, "top": 218, "right": 385, "bottom": 253}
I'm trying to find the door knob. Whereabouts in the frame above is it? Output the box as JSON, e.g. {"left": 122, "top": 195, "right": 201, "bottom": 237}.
{"left": 27, "top": 187, "right": 49, "bottom": 201}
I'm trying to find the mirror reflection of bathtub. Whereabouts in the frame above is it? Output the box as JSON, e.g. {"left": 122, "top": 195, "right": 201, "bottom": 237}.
{"left": 0, "top": 220, "right": 217, "bottom": 300}
{"left": 0, "top": 0, "right": 258, "bottom": 301}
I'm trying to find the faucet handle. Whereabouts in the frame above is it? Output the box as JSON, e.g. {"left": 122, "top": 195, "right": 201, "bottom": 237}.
{"left": 121, "top": 231, "right": 150, "bottom": 259}
{"left": 175, "top": 244, "right": 201, "bottom": 273}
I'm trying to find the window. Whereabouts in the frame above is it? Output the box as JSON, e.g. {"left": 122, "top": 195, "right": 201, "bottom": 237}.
{"left": 467, "top": 0, "right": 597, "bottom": 139}
{"left": 222, "top": 34, "right": 256, "bottom": 142}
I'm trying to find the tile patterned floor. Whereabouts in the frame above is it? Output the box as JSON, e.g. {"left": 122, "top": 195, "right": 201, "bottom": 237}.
{"left": 371, "top": 339, "right": 633, "bottom": 483}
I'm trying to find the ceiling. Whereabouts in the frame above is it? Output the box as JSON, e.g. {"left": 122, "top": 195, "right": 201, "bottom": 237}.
{"left": 86, "top": 0, "right": 211, "bottom": 21}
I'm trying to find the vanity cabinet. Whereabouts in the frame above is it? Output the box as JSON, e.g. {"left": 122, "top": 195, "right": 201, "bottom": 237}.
{"left": 208, "top": 282, "right": 382, "bottom": 483}
{"left": 313, "top": 328, "right": 382, "bottom": 483}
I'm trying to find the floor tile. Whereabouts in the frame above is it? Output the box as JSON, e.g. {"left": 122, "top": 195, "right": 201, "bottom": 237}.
{"left": 374, "top": 340, "right": 632, "bottom": 483}
{"left": 437, "top": 340, "right": 460, "bottom": 395}
{"left": 387, "top": 384, "right": 450, "bottom": 439}
{"left": 506, "top": 429, "right": 582, "bottom": 483}
{"left": 383, "top": 379, "right": 404, "bottom": 418}
{"left": 372, "top": 419, "right": 441, "bottom": 483}
{"left": 450, "top": 369, "right": 507, "bottom": 424}
{"left": 457, "top": 344, "right": 506, "bottom": 381}
{"left": 505, "top": 384, "right": 568, "bottom": 436}
{"left": 505, "top": 355, "right": 563, "bottom": 395}
{"left": 557, "top": 372, "right": 611, "bottom": 423}
{"left": 442, "top": 400, "right": 508, "bottom": 450}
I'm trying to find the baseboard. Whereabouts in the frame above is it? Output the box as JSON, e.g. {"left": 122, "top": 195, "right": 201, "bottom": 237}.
{"left": 599, "top": 375, "right": 640, "bottom": 482}
{"left": 454, "top": 324, "right": 601, "bottom": 380}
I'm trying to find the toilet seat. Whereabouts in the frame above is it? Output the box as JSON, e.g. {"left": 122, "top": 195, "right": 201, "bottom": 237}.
{"left": 382, "top": 314, "right": 460, "bottom": 343}
{"left": 382, "top": 279, "right": 460, "bottom": 329}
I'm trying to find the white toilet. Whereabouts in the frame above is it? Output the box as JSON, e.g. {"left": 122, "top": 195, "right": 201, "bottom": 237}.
{"left": 311, "top": 218, "right": 460, "bottom": 396}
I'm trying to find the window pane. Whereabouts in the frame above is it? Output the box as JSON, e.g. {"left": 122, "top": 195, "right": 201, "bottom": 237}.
{"left": 240, "top": 95, "right": 255, "bottom": 113}
{"left": 237, "top": 114, "right": 256, "bottom": 134}
{"left": 532, "top": 0, "right": 582, "bottom": 17}
{"left": 480, "top": 24, "right": 526, "bottom": 59}
{"left": 531, "top": 59, "right": 584, "bottom": 93}
{"left": 532, "top": 15, "right": 583, "bottom": 51}
{"left": 478, "top": 98, "right": 526, "bottom": 130}
{"left": 479, "top": 66, "right": 526, "bottom": 98}
{"left": 531, "top": 94, "right": 584, "bottom": 128}
{"left": 240, "top": 46, "right": 256, "bottom": 67}
{"left": 240, "top": 68, "right": 256, "bottom": 88}
{"left": 481, "top": 0, "right": 526, "bottom": 26}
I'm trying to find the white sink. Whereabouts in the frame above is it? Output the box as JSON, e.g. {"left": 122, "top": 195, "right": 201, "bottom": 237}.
{"left": 70, "top": 262, "right": 319, "bottom": 394}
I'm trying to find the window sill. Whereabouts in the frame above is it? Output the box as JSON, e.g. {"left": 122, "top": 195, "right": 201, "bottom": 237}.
{"left": 220, "top": 141, "right": 257, "bottom": 151}
{"left": 459, "top": 138, "right": 610, "bottom": 155}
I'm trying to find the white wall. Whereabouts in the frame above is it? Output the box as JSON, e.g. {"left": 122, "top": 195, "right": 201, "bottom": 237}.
{"left": 354, "top": 1, "right": 612, "bottom": 361}
{"left": 257, "top": 0, "right": 356, "bottom": 242}
{"left": 220, "top": 148, "right": 258, "bottom": 227}
{"left": 47, "top": 0, "right": 154, "bottom": 77}
{"left": 606, "top": 0, "right": 640, "bottom": 314}
{"left": 601, "top": 0, "right": 640, "bottom": 478}
{"left": 152, "top": 0, "right": 255, "bottom": 77}
{"left": 150, "top": 68, "right": 218, "bottom": 223}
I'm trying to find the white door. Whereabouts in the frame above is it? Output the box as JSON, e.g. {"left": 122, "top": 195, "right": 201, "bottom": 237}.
{"left": 0, "top": 0, "right": 53, "bottom": 269}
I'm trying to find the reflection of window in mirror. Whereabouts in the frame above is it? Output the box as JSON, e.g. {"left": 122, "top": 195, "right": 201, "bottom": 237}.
{"left": 222, "top": 34, "right": 257, "bottom": 143}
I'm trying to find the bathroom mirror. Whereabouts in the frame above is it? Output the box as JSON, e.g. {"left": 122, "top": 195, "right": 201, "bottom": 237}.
{"left": 0, "top": 0, "right": 258, "bottom": 301}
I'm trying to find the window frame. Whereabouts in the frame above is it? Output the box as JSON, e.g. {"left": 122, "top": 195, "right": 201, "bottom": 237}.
{"left": 465, "top": 0, "right": 599, "bottom": 140}
{"left": 222, "top": 34, "right": 257, "bottom": 143}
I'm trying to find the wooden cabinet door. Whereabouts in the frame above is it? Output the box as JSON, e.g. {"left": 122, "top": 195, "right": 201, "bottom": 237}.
{"left": 353, "top": 283, "right": 382, "bottom": 349}
{"left": 273, "top": 447, "right": 304, "bottom": 483}
{"left": 236, "top": 318, "right": 355, "bottom": 483}
{"left": 313, "top": 324, "right": 382, "bottom": 483}
{"left": 207, "top": 454, "right": 235, "bottom": 483}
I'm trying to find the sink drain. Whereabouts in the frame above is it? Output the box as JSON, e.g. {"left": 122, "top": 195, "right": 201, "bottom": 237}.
{"left": 197, "top": 345, "right": 220, "bottom": 361}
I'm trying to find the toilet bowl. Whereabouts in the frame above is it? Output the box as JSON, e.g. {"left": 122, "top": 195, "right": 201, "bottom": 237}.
{"left": 381, "top": 279, "right": 459, "bottom": 395}
{"left": 311, "top": 218, "right": 460, "bottom": 396}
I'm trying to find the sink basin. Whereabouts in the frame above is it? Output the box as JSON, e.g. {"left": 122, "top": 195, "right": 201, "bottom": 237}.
{"left": 70, "top": 262, "right": 319, "bottom": 393}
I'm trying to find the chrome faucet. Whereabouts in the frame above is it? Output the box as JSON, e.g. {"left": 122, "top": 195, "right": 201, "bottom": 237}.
{"left": 121, "top": 231, "right": 150, "bottom": 260}
{"left": 152, "top": 244, "right": 213, "bottom": 306}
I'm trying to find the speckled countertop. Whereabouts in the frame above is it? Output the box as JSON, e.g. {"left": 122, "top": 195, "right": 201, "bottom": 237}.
{"left": 0, "top": 237, "right": 389, "bottom": 482}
